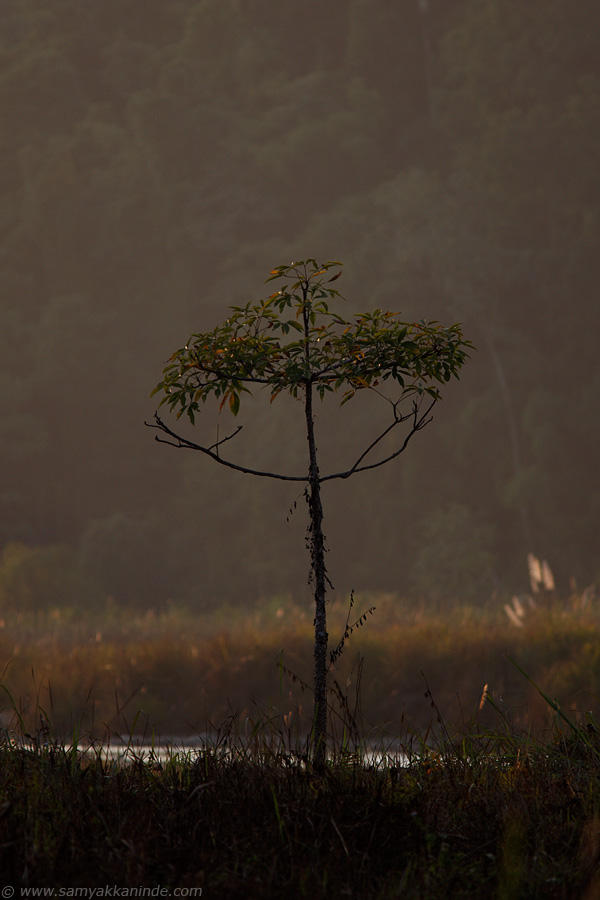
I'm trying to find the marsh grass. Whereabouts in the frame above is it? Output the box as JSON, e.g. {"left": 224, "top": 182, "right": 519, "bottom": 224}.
{"left": 0, "top": 592, "right": 599, "bottom": 894}
{"left": 1, "top": 592, "right": 600, "bottom": 741}
{"left": 2, "top": 685, "right": 600, "bottom": 898}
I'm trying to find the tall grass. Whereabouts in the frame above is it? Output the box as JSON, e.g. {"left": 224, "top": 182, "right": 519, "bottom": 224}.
{"left": 1, "top": 590, "right": 600, "bottom": 895}
{"left": 1, "top": 686, "right": 600, "bottom": 896}
{"left": 1, "top": 591, "right": 599, "bottom": 742}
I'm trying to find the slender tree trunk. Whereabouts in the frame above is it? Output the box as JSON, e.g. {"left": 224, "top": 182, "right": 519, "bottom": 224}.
{"left": 305, "top": 379, "right": 328, "bottom": 767}
{"left": 302, "top": 287, "right": 328, "bottom": 766}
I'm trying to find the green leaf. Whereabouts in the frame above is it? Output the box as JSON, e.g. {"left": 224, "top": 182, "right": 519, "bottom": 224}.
{"left": 229, "top": 392, "right": 240, "bottom": 416}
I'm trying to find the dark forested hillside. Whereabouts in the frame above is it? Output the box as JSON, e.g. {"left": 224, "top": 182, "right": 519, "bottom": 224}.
{"left": 0, "top": 0, "right": 597, "bottom": 609}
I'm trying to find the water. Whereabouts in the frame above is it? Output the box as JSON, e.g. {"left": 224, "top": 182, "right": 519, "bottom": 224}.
{"left": 3, "top": 730, "right": 412, "bottom": 767}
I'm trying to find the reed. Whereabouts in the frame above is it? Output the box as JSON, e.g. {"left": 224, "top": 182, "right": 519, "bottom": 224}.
{"left": 1, "top": 592, "right": 599, "bottom": 741}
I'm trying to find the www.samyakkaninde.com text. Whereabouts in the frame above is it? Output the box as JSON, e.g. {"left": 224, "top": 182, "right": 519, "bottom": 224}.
{"left": 3, "top": 889, "right": 202, "bottom": 898}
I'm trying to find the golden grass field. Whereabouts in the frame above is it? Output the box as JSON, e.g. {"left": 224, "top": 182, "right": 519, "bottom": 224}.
{"left": 1, "top": 588, "right": 598, "bottom": 743}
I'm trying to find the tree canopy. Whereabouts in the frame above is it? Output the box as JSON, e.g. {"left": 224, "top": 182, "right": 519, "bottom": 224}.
{"left": 152, "top": 260, "right": 470, "bottom": 479}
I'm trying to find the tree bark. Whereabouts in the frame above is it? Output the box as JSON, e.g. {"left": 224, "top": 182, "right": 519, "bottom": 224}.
{"left": 305, "top": 377, "right": 328, "bottom": 767}
{"left": 302, "top": 288, "right": 328, "bottom": 767}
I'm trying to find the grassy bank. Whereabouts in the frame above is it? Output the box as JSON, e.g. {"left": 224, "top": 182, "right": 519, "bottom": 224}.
{"left": 2, "top": 592, "right": 600, "bottom": 896}
{"left": 1, "top": 713, "right": 600, "bottom": 898}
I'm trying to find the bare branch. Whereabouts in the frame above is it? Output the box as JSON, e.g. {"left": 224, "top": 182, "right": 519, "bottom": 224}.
{"left": 207, "top": 425, "right": 243, "bottom": 454}
{"left": 147, "top": 396, "right": 436, "bottom": 486}
{"left": 320, "top": 397, "right": 436, "bottom": 482}
{"left": 146, "top": 414, "right": 308, "bottom": 482}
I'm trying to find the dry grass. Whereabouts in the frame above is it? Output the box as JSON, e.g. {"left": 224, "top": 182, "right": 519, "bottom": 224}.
{"left": 0, "top": 591, "right": 599, "bottom": 744}
{"left": 1, "top": 702, "right": 600, "bottom": 897}
{"left": 1, "top": 592, "right": 600, "bottom": 895}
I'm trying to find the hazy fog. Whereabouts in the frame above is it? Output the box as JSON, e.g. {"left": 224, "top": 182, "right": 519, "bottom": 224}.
{"left": 1, "top": 0, "right": 598, "bottom": 612}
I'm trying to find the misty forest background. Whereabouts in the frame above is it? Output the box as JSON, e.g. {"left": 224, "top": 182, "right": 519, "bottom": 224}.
{"left": 1, "top": 0, "right": 598, "bottom": 622}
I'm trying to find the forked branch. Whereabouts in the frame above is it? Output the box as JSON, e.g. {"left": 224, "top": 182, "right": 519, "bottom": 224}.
{"left": 146, "top": 414, "right": 307, "bottom": 482}
{"left": 320, "top": 396, "right": 436, "bottom": 482}
{"left": 148, "top": 393, "right": 435, "bottom": 485}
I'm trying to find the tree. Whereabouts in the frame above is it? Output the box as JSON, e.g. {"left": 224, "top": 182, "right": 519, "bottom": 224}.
{"left": 149, "top": 259, "right": 471, "bottom": 764}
